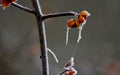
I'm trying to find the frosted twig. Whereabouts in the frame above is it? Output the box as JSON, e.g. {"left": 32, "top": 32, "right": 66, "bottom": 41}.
{"left": 47, "top": 48, "right": 59, "bottom": 63}
{"left": 11, "top": 2, "right": 35, "bottom": 14}
{"left": 77, "top": 21, "right": 86, "bottom": 43}
{"left": 77, "top": 27, "right": 82, "bottom": 43}
{"left": 66, "top": 27, "right": 70, "bottom": 45}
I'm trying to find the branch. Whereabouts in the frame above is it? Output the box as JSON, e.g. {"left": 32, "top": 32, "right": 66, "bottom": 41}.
{"left": 31, "top": 0, "right": 49, "bottom": 75}
{"left": 11, "top": 2, "right": 35, "bottom": 14}
{"left": 42, "top": 11, "right": 77, "bottom": 20}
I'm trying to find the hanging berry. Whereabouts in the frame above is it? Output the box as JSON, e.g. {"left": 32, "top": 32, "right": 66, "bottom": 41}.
{"left": 66, "top": 10, "right": 90, "bottom": 45}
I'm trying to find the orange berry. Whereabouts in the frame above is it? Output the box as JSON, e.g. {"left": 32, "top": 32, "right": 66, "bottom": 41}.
{"left": 65, "top": 70, "right": 75, "bottom": 75}
{"left": 65, "top": 68, "right": 77, "bottom": 75}
{"left": 78, "top": 10, "right": 90, "bottom": 20}
{"left": 67, "top": 19, "right": 77, "bottom": 28}
{"left": 2, "top": 0, "right": 17, "bottom": 9}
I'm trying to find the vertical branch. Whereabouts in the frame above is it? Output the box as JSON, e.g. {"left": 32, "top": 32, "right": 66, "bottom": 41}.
{"left": 31, "top": 0, "right": 49, "bottom": 75}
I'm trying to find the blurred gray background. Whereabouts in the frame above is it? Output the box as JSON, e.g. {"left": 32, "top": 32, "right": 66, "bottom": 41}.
{"left": 0, "top": 0, "right": 120, "bottom": 75}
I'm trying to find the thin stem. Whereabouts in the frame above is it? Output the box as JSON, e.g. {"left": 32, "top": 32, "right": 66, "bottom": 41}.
{"left": 31, "top": 0, "right": 49, "bottom": 75}
{"left": 47, "top": 48, "right": 59, "bottom": 63}
{"left": 11, "top": 2, "right": 35, "bottom": 14}
{"left": 58, "top": 70, "right": 69, "bottom": 75}
{"left": 42, "top": 11, "right": 77, "bottom": 20}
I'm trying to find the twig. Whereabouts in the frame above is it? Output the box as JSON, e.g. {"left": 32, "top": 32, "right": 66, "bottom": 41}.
{"left": 42, "top": 11, "right": 77, "bottom": 20}
{"left": 47, "top": 48, "right": 59, "bottom": 63}
{"left": 58, "top": 70, "right": 68, "bottom": 75}
{"left": 11, "top": 2, "right": 35, "bottom": 14}
{"left": 31, "top": 0, "right": 49, "bottom": 75}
